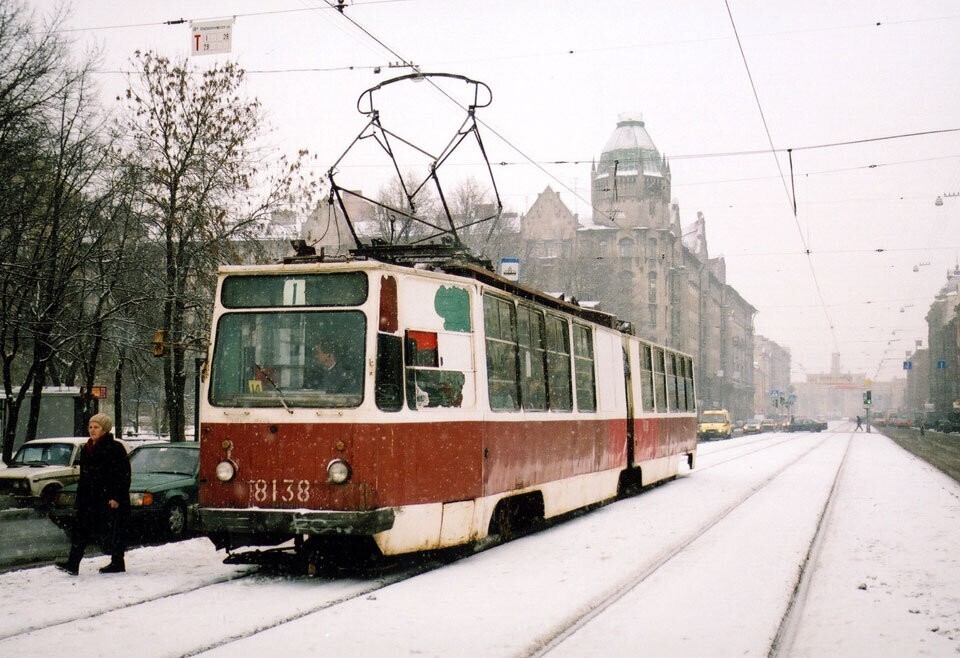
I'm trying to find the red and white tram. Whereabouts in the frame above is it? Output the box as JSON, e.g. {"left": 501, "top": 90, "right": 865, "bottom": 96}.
{"left": 197, "top": 252, "right": 697, "bottom": 561}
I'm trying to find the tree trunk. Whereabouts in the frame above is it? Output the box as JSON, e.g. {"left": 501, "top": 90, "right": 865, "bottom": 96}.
{"left": 113, "top": 350, "right": 124, "bottom": 437}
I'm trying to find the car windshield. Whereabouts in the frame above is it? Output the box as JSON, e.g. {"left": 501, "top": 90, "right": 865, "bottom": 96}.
{"left": 701, "top": 413, "right": 726, "bottom": 424}
{"left": 130, "top": 446, "right": 198, "bottom": 476}
{"left": 11, "top": 443, "right": 74, "bottom": 466}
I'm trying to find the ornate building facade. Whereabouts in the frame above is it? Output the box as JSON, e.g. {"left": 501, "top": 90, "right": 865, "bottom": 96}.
{"left": 753, "top": 335, "right": 792, "bottom": 419}
{"left": 923, "top": 266, "right": 960, "bottom": 416}
{"left": 513, "top": 114, "right": 762, "bottom": 420}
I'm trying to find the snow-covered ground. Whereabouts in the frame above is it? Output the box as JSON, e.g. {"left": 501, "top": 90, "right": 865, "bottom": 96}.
{"left": 0, "top": 425, "right": 957, "bottom": 657}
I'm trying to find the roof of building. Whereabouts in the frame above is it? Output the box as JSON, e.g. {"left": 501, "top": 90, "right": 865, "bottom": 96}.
{"left": 598, "top": 113, "right": 666, "bottom": 177}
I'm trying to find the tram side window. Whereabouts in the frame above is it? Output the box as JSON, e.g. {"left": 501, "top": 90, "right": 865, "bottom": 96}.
{"left": 640, "top": 344, "right": 655, "bottom": 412}
{"left": 665, "top": 352, "right": 679, "bottom": 412}
{"left": 517, "top": 305, "right": 547, "bottom": 411}
{"left": 684, "top": 357, "right": 696, "bottom": 411}
{"left": 404, "top": 330, "right": 469, "bottom": 409}
{"left": 653, "top": 347, "right": 667, "bottom": 413}
{"left": 484, "top": 295, "right": 520, "bottom": 411}
{"left": 573, "top": 323, "right": 597, "bottom": 412}
{"left": 674, "top": 353, "right": 687, "bottom": 411}
{"left": 545, "top": 314, "right": 573, "bottom": 411}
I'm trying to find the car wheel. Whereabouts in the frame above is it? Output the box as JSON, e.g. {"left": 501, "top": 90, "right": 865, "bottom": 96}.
{"left": 38, "top": 485, "right": 61, "bottom": 510}
{"left": 164, "top": 501, "right": 188, "bottom": 538}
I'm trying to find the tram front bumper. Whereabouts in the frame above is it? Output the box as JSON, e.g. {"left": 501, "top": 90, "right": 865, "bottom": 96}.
{"left": 197, "top": 507, "right": 395, "bottom": 547}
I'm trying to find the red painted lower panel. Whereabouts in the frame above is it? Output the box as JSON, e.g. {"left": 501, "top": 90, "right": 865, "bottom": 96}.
{"left": 199, "top": 416, "right": 692, "bottom": 512}
{"left": 632, "top": 416, "right": 697, "bottom": 465}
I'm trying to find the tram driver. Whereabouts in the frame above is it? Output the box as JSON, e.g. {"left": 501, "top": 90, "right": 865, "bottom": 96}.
{"left": 303, "top": 336, "right": 361, "bottom": 395}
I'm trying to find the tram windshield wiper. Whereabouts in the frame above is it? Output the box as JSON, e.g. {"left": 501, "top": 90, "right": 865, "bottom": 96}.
{"left": 255, "top": 363, "right": 294, "bottom": 414}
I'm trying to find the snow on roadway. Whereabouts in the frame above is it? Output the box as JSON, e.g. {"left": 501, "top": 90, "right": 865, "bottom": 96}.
{"left": 786, "top": 429, "right": 960, "bottom": 657}
{"left": 0, "top": 426, "right": 957, "bottom": 657}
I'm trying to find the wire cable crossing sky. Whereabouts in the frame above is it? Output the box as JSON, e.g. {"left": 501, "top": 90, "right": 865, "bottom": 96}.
{"left": 32, "top": 0, "right": 960, "bottom": 381}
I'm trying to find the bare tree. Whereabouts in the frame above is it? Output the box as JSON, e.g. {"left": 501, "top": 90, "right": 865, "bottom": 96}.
{"left": 367, "top": 171, "right": 442, "bottom": 243}
{"left": 0, "top": 1, "right": 107, "bottom": 462}
{"left": 118, "top": 51, "right": 312, "bottom": 441}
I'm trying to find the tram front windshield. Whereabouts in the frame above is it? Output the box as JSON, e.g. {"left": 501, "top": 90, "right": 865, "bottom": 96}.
{"left": 209, "top": 311, "right": 366, "bottom": 408}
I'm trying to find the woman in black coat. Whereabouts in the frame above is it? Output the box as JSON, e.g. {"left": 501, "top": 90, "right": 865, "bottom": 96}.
{"left": 56, "top": 413, "right": 131, "bottom": 575}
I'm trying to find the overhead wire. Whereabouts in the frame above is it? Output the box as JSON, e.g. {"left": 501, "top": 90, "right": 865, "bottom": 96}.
{"left": 723, "top": 0, "right": 841, "bottom": 358}
{"left": 49, "top": 1, "right": 956, "bottom": 376}
{"left": 47, "top": 0, "right": 415, "bottom": 34}
{"left": 310, "top": 0, "right": 616, "bottom": 223}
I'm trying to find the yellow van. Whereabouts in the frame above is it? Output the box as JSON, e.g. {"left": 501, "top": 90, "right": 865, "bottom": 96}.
{"left": 697, "top": 409, "right": 732, "bottom": 440}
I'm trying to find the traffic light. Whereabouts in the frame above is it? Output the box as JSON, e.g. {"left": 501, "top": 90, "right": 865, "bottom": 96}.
{"left": 863, "top": 390, "right": 872, "bottom": 406}
{"left": 151, "top": 330, "right": 167, "bottom": 357}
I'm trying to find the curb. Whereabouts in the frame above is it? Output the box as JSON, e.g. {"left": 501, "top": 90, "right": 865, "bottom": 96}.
{"left": 0, "top": 507, "right": 41, "bottom": 521}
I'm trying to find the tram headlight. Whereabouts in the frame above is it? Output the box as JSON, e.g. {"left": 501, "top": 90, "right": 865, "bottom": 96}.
{"left": 326, "top": 459, "right": 351, "bottom": 485}
{"left": 215, "top": 459, "right": 237, "bottom": 482}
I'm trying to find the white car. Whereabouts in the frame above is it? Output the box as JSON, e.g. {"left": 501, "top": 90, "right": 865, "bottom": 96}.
{"left": 0, "top": 438, "right": 91, "bottom": 507}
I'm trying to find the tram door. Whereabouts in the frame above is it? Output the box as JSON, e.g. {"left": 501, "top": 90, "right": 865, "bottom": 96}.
{"left": 623, "top": 338, "right": 639, "bottom": 467}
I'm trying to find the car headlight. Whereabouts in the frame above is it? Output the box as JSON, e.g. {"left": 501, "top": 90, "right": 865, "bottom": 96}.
{"left": 129, "top": 492, "right": 155, "bottom": 507}
{"left": 14, "top": 479, "right": 30, "bottom": 493}
{"left": 326, "top": 459, "right": 351, "bottom": 485}
{"left": 216, "top": 459, "right": 237, "bottom": 482}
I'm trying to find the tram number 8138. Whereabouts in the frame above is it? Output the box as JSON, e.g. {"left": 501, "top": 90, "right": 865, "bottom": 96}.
{"left": 247, "top": 479, "right": 312, "bottom": 504}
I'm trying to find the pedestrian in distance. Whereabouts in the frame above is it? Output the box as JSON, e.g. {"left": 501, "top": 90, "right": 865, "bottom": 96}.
{"left": 56, "top": 413, "right": 131, "bottom": 575}
{"left": 855, "top": 415, "right": 863, "bottom": 431}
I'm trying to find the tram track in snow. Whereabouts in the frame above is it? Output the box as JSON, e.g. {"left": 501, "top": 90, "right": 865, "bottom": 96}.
{"left": 2, "top": 431, "right": 850, "bottom": 657}
{"left": 0, "top": 547, "right": 466, "bottom": 655}
{"left": 524, "top": 431, "right": 849, "bottom": 658}
{"left": 695, "top": 432, "right": 805, "bottom": 469}
{"left": 0, "top": 569, "right": 254, "bottom": 643}
{"left": 767, "top": 432, "right": 854, "bottom": 657}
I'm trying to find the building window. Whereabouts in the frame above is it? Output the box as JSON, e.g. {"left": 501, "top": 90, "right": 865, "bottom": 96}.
{"left": 619, "top": 238, "right": 634, "bottom": 258}
{"left": 539, "top": 241, "right": 559, "bottom": 258}
{"left": 648, "top": 271, "right": 657, "bottom": 303}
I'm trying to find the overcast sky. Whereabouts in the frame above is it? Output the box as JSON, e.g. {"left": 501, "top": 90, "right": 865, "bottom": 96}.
{"left": 38, "top": 0, "right": 960, "bottom": 383}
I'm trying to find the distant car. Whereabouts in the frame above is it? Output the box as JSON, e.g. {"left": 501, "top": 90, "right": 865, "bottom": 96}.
{"left": 933, "top": 412, "right": 960, "bottom": 434}
{"left": 760, "top": 419, "right": 780, "bottom": 433}
{"left": 786, "top": 418, "right": 823, "bottom": 433}
{"left": 743, "top": 420, "right": 762, "bottom": 435}
{"left": 50, "top": 442, "right": 199, "bottom": 539}
{"left": 697, "top": 409, "right": 732, "bottom": 440}
{"left": 0, "top": 438, "right": 90, "bottom": 508}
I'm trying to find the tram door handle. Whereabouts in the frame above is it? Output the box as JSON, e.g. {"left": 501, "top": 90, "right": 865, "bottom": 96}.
{"left": 484, "top": 448, "right": 489, "bottom": 460}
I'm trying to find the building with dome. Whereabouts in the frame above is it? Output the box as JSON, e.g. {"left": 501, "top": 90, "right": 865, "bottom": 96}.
{"left": 510, "top": 114, "right": 784, "bottom": 420}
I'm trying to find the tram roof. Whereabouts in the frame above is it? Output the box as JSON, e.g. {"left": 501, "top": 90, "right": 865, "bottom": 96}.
{"left": 236, "top": 243, "right": 627, "bottom": 332}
